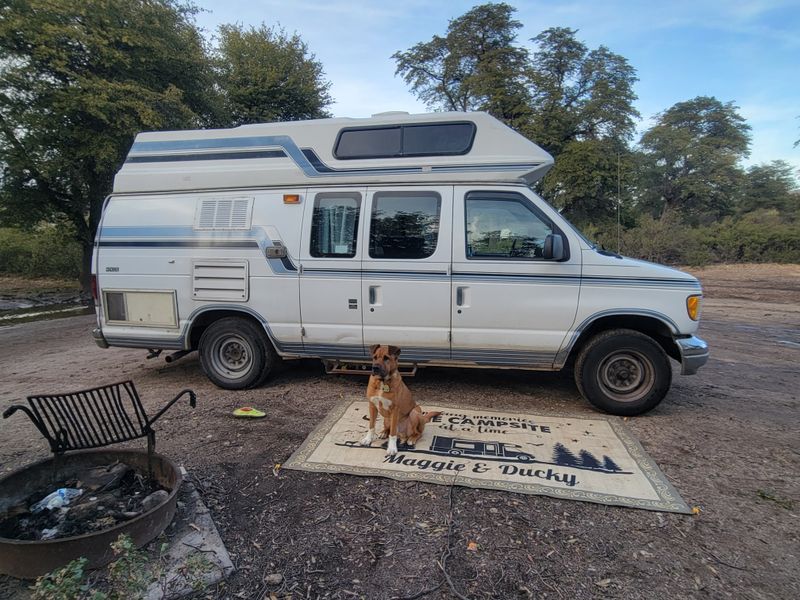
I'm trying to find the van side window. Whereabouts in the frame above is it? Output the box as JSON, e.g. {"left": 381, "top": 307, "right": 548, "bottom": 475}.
{"left": 466, "top": 193, "right": 554, "bottom": 259}
{"left": 310, "top": 193, "right": 361, "bottom": 258}
{"left": 369, "top": 192, "right": 441, "bottom": 259}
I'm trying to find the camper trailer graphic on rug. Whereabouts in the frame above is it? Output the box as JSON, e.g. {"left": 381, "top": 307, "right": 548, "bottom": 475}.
{"left": 430, "top": 436, "right": 534, "bottom": 462}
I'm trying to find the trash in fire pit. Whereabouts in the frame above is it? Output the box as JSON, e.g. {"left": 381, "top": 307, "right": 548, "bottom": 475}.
{"left": 0, "top": 461, "right": 170, "bottom": 541}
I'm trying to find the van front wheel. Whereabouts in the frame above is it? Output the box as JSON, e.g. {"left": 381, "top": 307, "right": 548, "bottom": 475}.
{"left": 574, "top": 329, "right": 671, "bottom": 416}
{"left": 199, "top": 317, "right": 276, "bottom": 389}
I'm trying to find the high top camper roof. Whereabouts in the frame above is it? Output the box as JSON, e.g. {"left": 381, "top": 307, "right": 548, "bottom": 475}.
{"left": 113, "top": 111, "right": 553, "bottom": 194}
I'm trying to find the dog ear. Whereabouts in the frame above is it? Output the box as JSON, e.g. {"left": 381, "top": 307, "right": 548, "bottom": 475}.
{"left": 369, "top": 344, "right": 380, "bottom": 356}
{"left": 388, "top": 345, "right": 401, "bottom": 358}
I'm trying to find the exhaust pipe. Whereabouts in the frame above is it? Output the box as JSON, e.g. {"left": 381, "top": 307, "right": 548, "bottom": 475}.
{"left": 165, "top": 350, "right": 191, "bottom": 364}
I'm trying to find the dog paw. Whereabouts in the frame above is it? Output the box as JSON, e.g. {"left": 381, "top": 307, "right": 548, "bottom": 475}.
{"left": 386, "top": 436, "right": 398, "bottom": 456}
{"left": 360, "top": 431, "right": 375, "bottom": 446}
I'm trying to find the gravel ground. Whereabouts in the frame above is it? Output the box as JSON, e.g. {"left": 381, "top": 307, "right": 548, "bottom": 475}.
{"left": 0, "top": 264, "right": 798, "bottom": 599}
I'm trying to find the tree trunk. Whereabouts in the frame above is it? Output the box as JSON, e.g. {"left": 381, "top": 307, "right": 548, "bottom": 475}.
{"left": 79, "top": 239, "right": 95, "bottom": 308}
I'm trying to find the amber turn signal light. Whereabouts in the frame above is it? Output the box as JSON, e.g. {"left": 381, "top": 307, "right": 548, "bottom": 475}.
{"left": 686, "top": 295, "right": 701, "bottom": 321}
{"left": 283, "top": 194, "right": 301, "bottom": 204}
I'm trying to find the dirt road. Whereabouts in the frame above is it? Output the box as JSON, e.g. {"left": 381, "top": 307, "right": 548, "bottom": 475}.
{"left": 1, "top": 265, "right": 798, "bottom": 599}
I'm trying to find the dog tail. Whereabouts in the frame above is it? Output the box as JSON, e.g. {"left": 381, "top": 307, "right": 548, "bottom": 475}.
{"left": 421, "top": 411, "right": 442, "bottom": 424}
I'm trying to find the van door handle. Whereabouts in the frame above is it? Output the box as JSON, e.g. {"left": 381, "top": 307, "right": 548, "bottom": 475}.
{"left": 369, "top": 286, "right": 377, "bottom": 305}
{"left": 456, "top": 287, "right": 465, "bottom": 306}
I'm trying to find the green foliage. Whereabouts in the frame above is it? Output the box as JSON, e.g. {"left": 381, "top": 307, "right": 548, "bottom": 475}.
{"left": 540, "top": 139, "right": 633, "bottom": 225}
{"left": 526, "top": 27, "right": 640, "bottom": 155}
{"left": 637, "top": 96, "right": 751, "bottom": 222}
{"left": 107, "top": 534, "right": 150, "bottom": 599}
{"left": 0, "top": 225, "right": 82, "bottom": 278}
{"left": 591, "top": 210, "right": 800, "bottom": 266}
{"left": 31, "top": 557, "right": 104, "bottom": 600}
{"left": 738, "top": 160, "right": 799, "bottom": 214}
{"left": 393, "top": 2, "right": 532, "bottom": 128}
{"left": 0, "top": 0, "right": 216, "bottom": 291}
{"left": 215, "top": 24, "right": 332, "bottom": 126}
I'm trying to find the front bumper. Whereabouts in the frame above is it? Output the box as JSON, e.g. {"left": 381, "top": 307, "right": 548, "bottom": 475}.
{"left": 676, "top": 335, "right": 708, "bottom": 375}
{"left": 92, "top": 327, "right": 109, "bottom": 349}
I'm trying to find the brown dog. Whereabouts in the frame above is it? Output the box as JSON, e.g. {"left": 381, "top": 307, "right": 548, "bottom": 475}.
{"left": 360, "top": 344, "right": 416, "bottom": 455}
{"left": 397, "top": 406, "right": 442, "bottom": 447}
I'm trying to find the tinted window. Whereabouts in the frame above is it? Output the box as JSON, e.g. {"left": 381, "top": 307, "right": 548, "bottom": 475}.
{"left": 310, "top": 193, "right": 361, "bottom": 258}
{"left": 334, "top": 122, "right": 475, "bottom": 159}
{"left": 335, "top": 127, "right": 401, "bottom": 159}
{"left": 369, "top": 192, "right": 441, "bottom": 259}
{"left": 466, "top": 195, "right": 553, "bottom": 259}
{"left": 403, "top": 123, "right": 474, "bottom": 156}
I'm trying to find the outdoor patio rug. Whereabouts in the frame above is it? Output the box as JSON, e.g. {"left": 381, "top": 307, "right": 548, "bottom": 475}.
{"left": 284, "top": 399, "right": 690, "bottom": 513}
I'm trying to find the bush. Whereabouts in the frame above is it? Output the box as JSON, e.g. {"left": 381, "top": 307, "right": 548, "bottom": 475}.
{"left": 0, "top": 225, "right": 82, "bottom": 279}
{"left": 598, "top": 210, "right": 800, "bottom": 266}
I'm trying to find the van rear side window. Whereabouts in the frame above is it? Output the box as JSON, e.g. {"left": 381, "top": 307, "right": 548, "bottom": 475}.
{"left": 310, "top": 193, "right": 361, "bottom": 258}
{"left": 369, "top": 192, "right": 441, "bottom": 259}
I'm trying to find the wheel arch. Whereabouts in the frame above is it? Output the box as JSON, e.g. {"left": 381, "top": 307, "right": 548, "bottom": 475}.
{"left": 185, "top": 306, "right": 276, "bottom": 352}
{"left": 556, "top": 310, "right": 680, "bottom": 368}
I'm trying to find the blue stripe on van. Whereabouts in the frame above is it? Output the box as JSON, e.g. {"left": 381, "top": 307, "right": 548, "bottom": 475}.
{"left": 99, "top": 226, "right": 297, "bottom": 273}
{"left": 127, "top": 135, "right": 541, "bottom": 177}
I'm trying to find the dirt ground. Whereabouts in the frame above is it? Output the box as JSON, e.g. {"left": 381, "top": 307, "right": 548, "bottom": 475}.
{"left": 0, "top": 264, "right": 798, "bottom": 599}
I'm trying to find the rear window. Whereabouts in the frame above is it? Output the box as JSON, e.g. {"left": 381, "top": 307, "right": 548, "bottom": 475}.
{"left": 334, "top": 122, "right": 475, "bottom": 160}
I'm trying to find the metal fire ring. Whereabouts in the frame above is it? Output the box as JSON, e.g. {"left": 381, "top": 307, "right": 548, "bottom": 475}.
{"left": 0, "top": 449, "right": 182, "bottom": 579}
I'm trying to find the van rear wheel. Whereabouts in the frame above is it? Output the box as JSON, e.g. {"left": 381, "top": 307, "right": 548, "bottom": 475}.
{"left": 574, "top": 329, "right": 671, "bottom": 416}
{"left": 199, "top": 317, "right": 276, "bottom": 389}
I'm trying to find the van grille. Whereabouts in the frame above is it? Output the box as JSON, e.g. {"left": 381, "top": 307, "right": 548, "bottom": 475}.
{"left": 192, "top": 260, "right": 249, "bottom": 301}
{"left": 195, "top": 197, "right": 253, "bottom": 230}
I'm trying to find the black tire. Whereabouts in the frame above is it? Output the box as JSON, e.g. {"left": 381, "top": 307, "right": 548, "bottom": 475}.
{"left": 574, "top": 328, "right": 672, "bottom": 416}
{"left": 198, "top": 317, "right": 277, "bottom": 390}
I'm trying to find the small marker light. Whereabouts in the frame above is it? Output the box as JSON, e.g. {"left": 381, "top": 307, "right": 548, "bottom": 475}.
{"left": 283, "top": 194, "right": 301, "bottom": 204}
{"left": 686, "top": 295, "right": 701, "bottom": 321}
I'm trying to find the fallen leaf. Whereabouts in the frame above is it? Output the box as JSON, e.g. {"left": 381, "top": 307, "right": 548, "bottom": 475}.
{"left": 467, "top": 541, "right": 479, "bottom": 552}
{"left": 692, "top": 506, "right": 702, "bottom": 515}
{"left": 273, "top": 463, "right": 282, "bottom": 476}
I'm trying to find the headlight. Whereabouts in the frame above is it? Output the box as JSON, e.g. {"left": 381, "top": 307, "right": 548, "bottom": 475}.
{"left": 686, "top": 295, "right": 702, "bottom": 321}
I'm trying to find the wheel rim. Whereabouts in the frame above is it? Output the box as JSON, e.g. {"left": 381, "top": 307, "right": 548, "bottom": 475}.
{"left": 210, "top": 334, "right": 254, "bottom": 380}
{"left": 596, "top": 350, "right": 654, "bottom": 403}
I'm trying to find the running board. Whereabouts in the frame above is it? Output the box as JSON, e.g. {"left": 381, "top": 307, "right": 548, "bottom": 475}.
{"left": 323, "top": 360, "right": 418, "bottom": 377}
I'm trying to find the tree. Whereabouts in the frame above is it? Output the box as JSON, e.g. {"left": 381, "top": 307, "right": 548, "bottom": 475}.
{"left": 539, "top": 138, "right": 633, "bottom": 224}
{"left": 602, "top": 456, "right": 622, "bottom": 472}
{"left": 0, "top": 0, "right": 216, "bottom": 295}
{"left": 393, "top": 2, "right": 532, "bottom": 129}
{"left": 552, "top": 443, "right": 580, "bottom": 467}
{"left": 578, "top": 449, "right": 601, "bottom": 469}
{"left": 214, "top": 24, "right": 332, "bottom": 127}
{"left": 637, "top": 96, "right": 751, "bottom": 222}
{"left": 526, "top": 28, "right": 639, "bottom": 225}
{"left": 738, "top": 160, "right": 799, "bottom": 214}
{"left": 525, "top": 27, "right": 640, "bottom": 157}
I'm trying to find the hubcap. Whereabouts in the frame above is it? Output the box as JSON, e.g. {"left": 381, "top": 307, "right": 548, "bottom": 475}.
{"left": 597, "top": 351, "right": 654, "bottom": 402}
{"left": 211, "top": 334, "right": 253, "bottom": 378}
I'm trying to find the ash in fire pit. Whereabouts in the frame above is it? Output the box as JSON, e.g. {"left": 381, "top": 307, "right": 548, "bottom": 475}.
{"left": 0, "top": 462, "right": 171, "bottom": 542}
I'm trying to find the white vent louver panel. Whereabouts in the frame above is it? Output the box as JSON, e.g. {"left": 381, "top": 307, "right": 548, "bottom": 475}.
{"left": 192, "top": 260, "right": 249, "bottom": 302}
{"left": 194, "top": 197, "right": 253, "bottom": 230}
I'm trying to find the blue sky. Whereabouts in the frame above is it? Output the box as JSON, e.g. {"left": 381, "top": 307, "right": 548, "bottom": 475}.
{"left": 193, "top": 0, "right": 799, "bottom": 172}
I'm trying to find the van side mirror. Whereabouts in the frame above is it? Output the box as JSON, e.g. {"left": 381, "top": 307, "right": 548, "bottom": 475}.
{"left": 543, "top": 234, "right": 565, "bottom": 260}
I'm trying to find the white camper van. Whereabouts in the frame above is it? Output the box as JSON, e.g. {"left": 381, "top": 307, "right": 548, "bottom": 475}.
{"left": 92, "top": 111, "right": 708, "bottom": 415}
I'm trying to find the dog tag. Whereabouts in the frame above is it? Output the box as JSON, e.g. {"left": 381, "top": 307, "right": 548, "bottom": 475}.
{"left": 382, "top": 384, "right": 390, "bottom": 392}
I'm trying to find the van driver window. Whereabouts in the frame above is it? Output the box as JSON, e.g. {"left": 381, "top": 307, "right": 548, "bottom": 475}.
{"left": 310, "top": 193, "right": 361, "bottom": 258}
{"left": 369, "top": 192, "right": 441, "bottom": 259}
{"left": 466, "top": 195, "right": 553, "bottom": 259}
